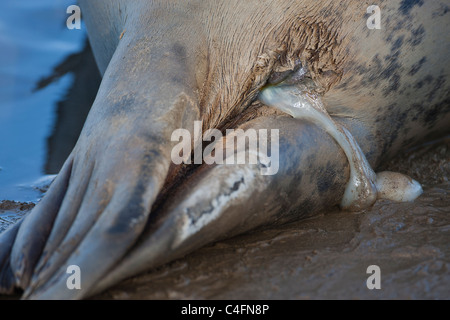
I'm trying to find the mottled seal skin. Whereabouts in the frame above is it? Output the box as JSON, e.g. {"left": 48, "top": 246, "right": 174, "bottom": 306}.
{"left": 0, "top": 0, "right": 449, "bottom": 299}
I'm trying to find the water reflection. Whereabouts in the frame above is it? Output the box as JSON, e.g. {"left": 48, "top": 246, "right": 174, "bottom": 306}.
{"left": 40, "top": 39, "right": 100, "bottom": 174}
{"left": 0, "top": 1, "right": 100, "bottom": 202}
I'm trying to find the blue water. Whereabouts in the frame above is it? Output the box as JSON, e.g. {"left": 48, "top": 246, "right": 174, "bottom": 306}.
{"left": 0, "top": 0, "right": 85, "bottom": 201}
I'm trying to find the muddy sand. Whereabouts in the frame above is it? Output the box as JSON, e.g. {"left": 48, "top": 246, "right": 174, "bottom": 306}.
{"left": 1, "top": 138, "right": 449, "bottom": 299}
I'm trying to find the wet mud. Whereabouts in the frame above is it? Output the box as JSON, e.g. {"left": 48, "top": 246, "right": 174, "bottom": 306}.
{"left": 0, "top": 201, "right": 34, "bottom": 234}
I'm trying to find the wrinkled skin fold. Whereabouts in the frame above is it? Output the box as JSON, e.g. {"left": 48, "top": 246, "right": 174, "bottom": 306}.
{"left": 1, "top": 0, "right": 449, "bottom": 299}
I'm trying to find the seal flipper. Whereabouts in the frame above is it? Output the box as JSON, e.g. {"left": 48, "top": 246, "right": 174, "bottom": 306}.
{"left": 2, "top": 156, "right": 74, "bottom": 292}
{"left": 0, "top": 219, "right": 22, "bottom": 294}
{"left": 18, "top": 30, "right": 203, "bottom": 299}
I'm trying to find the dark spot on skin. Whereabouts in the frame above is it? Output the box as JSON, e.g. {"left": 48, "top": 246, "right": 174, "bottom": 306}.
{"left": 305, "top": 154, "right": 316, "bottom": 168}
{"left": 426, "top": 75, "right": 446, "bottom": 102}
{"left": 317, "top": 163, "right": 335, "bottom": 193}
{"left": 383, "top": 50, "right": 400, "bottom": 65}
{"left": 409, "top": 57, "right": 426, "bottom": 76}
{"left": 408, "top": 25, "right": 425, "bottom": 46}
{"left": 107, "top": 148, "right": 162, "bottom": 234}
{"left": 379, "top": 50, "right": 402, "bottom": 95}
{"left": 344, "top": 75, "right": 354, "bottom": 86}
{"left": 172, "top": 43, "right": 187, "bottom": 61}
{"left": 424, "top": 103, "right": 441, "bottom": 127}
{"left": 398, "top": 0, "right": 424, "bottom": 16}
{"left": 168, "top": 44, "right": 188, "bottom": 85}
{"left": 354, "top": 64, "right": 368, "bottom": 76}
{"left": 376, "top": 104, "right": 411, "bottom": 155}
{"left": 385, "top": 33, "right": 393, "bottom": 44}
{"left": 414, "top": 74, "right": 433, "bottom": 89}
{"left": 372, "top": 54, "right": 383, "bottom": 69}
{"left": 423, "top": 97, "right": 450, "bottom": 128}
{"left": 392, "top": 36, "right": 405, "bottom": 51}
{"left": 362, "top": 55, "right": 383, "bottom": 87}
{"left": 384, "top": 73, "right": 401, "bottom": 95}
{"left": 364, "top": 146, "right": 376, "bottom": 164}
{"left": 385, "top": 18, "right": 404, "bottom": 44}
{"left": 380, "top": 62, "right": 398, "bottom": 80}
{"left": 410, "top": 103, "right": 422, "bottom": 121}
{"left": 432, "top": 4, "right": 449, "bottom": 18}
{"left": 106, "top": 93, "right": 136, "bottom": 118}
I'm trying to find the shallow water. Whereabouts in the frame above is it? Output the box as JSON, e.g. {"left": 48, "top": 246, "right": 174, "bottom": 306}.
{"left": 0, "top": 0, "right": 85, "bottom": 202}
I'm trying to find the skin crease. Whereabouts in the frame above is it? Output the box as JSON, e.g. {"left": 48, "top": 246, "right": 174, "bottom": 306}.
{"left": 0, "top": 0, "right": 448, "bottom": 299}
